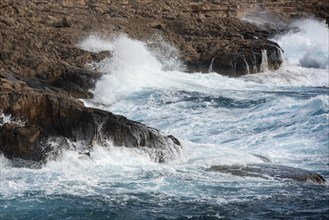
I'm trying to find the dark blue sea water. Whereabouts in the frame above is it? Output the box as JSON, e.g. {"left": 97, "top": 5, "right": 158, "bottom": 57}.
{"left": 1, "top": 19, "right": 328, "bottom": 219}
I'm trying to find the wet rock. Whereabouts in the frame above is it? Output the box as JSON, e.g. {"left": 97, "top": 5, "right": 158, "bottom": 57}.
{"left": 167, "top": 17, "right": 284, "bottom": 75}
{"left": 0, "top": 78, "right": 181, "bottom": 163}
{"left": 207, "top": 163, "right": 327, "bottom": 184}
{"left": 52, "top": 65, "right": 102, "bottom": 98}
{"left": 0, "top": 123, "right": 48, "bottom": 162}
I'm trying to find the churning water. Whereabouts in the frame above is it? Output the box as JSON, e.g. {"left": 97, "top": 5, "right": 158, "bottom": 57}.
{"left": 1, "top": 19, "right": 328, "bottom": 219}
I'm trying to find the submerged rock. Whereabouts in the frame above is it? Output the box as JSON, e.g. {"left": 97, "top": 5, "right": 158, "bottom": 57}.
{"left": 207, "top": 163, "right": 327, "bottom": 184}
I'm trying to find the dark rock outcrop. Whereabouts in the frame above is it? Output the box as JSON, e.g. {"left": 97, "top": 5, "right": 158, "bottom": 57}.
{"left": 0, "top": 78, "right": 181, "bottom": 163}
{"left": 166, "top": 16, "right": 284, "bottom": 74}
{"left": 0, "top": 123, "right": 48, "bottom": 162}
{"left": 52, "top": 65, "right": 102, "bottom": 98}
{"left": 207, "top": 163, "right": 327, "bottom": 184}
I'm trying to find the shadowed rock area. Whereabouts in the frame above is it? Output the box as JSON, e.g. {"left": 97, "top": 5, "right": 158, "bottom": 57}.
{"left": 207, "top": 163, "right": 327, "bottom": 184}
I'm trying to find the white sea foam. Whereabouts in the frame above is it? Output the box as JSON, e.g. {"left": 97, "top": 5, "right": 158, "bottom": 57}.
{"left": 0, "top": 145, "right": 164, "bottom": 198}
{"left": 0, "top": 141, "right": 270, "bottom": 201}
{"left": 0, "top": 112, "right": 25, "bottom": 127}
{"left": 273, "top": 19, "right": 329, "bottom": 69}
{"left": 83, "top": 35, "right": 180, "bottom": 104}
{"left": 0, "top": 113, "right": 12, "bottom": 127}
{"left": 242, "top": 65, "right": 329, "bottom": 87}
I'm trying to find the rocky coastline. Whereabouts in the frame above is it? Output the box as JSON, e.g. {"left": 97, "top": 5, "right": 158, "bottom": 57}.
{"left": 1, "top": 0, "right": 328, "bottom": 164}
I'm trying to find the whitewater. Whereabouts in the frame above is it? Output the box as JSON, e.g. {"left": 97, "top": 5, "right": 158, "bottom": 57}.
{"left": 1, "top": 19, "right": 328, "bottom": 219}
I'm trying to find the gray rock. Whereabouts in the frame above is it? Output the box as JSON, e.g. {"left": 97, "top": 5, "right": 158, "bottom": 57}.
{"left": 207, "top": 163, "right": 327, "bottom": 184}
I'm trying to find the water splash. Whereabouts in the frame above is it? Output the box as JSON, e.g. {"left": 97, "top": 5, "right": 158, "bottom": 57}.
{"left": 260, "top": 50, "right": 268, "bottom": 72}
{"left": 273, "top": 19, "right": 329, "bottom": 69}
{"left": 80, "top": 35, "right": 176, "bottom": 104}
{"left": 79, "top": 34, "right": 113, "bottom": 53}
{"left": 208, "top": 58, "right": 215, "bottom": 73}
{"left": 243, "top": 57, "right": 251, "bottom": 74}
{"left": 0, "top": 112, "right": 25, "bottom": 127}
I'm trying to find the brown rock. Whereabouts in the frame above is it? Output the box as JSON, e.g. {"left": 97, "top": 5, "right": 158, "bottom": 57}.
{"left": 0, "top": 123, "right": 46, "bottom": 162}
{"left": 62, "top": 0, "right": 85, "bottom": 8}
{"left": 52, "top": 65, "right": 102, "bottom": 98}
{"left": 62, "top": 16, "right": 72, "bottom": 27}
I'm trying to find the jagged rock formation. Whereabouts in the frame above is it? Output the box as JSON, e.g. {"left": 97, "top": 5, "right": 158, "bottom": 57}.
{"left": 0, "top": 77, "right": 181, "bottom": 163}
{"left": 166, "top": 16, "right": 284, "bottom": 74}
{"left": 0, "top": 0, "right": 327, "bottom": 163}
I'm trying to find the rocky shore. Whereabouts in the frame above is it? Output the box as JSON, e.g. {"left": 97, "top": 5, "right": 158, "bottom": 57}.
{"left": 0, "top": 0, "right": 328, "bottom": 163}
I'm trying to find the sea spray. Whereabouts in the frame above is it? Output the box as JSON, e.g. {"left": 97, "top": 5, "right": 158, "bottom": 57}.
{"left": 146, "top": 34, "right": 185, "bottom": 71}
{"left": 0, "top": 112, "right": 25, "bottom": 127}
{"left": 273, "top": 19, "right": 329, "bottom": 69}
{"left": 78, "top": 33, "right": 328, "bottom": 167}
{"left": 79, "top": 34, "right": 113, "bottom": 53}
{"left": 0, "top": 112, "right": 12, "bottom": 127}
{"left": 78, "top": 31, "right": 328, "bottom": 170}
{"left": 260, "top": 50, "right": 269, "bottom": 72}
{"left": 208, "top": 58, "right": 215, "bottom": 73}
{"left": 80, "top": 35, "right": 175, "bottom": 104}
{"left": 242, "top": 19, "right": 329, "bottom": 87}
{"left": 242, "top": 65, "right": 329, "bottom": 87}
